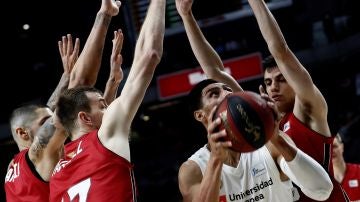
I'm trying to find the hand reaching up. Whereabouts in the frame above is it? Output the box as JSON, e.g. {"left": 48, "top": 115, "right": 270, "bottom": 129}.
{"left": 58, "top": 34, "right": 80, "bottom": 75}
{"left": 110, "top": 29, "right": 124, "bottom": 83}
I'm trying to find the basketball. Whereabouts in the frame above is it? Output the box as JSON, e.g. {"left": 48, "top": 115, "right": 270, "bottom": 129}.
{"left": 213, "top": 91, "right": 275, "bottom": 153}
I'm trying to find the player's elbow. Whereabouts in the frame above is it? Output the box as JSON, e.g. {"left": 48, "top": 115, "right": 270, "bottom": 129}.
{"left": 143, "top": 49, "right": 162, "bottom": 73}
{"left": 303, "top": 180, "right": 333, "bottom": 201}
{"left": 267, "top": 41, "right": 290, "bottom": 60}
{"left": 148, "top": 49, "right": 162, "bottom": 64}
{"left": 69, "top": 74, "right": 95, "bottom": 89}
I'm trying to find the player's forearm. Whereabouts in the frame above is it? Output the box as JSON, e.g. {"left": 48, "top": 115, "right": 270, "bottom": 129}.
{"left": 104, "top": 76, "right": 121, "bottom": 104}
{"left": 280, "top": 149, "right": 333, "bottom": 201}
{"left": 271, "top": 131, "right": 333, "bottom": 200}
{"left": 47, "top": 73, "right": 70, "bottom": 111}
{"left": 136, "top": 0, "right": 165, "bottom": 56}
{"left": 181, "top": 12, "right": 224, "bottom": 77}
{"left": 248, "top": 0, "right": 288, "bottom": 57}
{"left": 271, "top": 133, "right": 297, "bottom": 161}
{"left": 195, "top": 156, "right": 223, "bottom": 202}
{"left": 180, "top": 10, "right": 243, "bottom": 92}
{"left": 69, "top": 12, "right": 112, "bottom": 88}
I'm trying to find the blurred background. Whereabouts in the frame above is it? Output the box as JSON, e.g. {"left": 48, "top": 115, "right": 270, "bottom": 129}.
{"left": 1, "top": 0, "right": 360, "bottom": 201}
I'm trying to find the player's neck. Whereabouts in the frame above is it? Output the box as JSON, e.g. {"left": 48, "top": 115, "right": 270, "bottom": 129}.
{"left": 225, "top": 150, "right": 241, "bottom": 168}
{"left": 70, "top": 124, "right": 97, "bottom": 141}
{"left": 71, "top": 129, "right": 88, "bottom": 141}
{"left": 18, "top": 141, "right": 31, "bottom": 151}
{"left": 333, "top": 158, "right": 346, "bottom": 183}
{"left": 206, "top": 144, "right": 241, "bottom": 167}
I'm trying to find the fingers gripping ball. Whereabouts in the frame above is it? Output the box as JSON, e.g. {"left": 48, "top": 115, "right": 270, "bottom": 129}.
{"left": 214, "top": 91, "right": 275, "bottom": 153}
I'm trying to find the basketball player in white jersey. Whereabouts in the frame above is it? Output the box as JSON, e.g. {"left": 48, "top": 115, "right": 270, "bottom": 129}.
{"left": 181, "top": 79, "right": 333, "bottom": 202}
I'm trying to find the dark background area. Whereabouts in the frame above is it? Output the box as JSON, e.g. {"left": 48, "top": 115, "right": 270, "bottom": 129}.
{"left": 1, "top": 0, "right": 360, "bottom": 201}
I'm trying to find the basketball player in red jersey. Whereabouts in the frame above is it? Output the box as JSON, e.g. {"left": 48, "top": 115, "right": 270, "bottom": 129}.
{"left": 5, "top": 104, "right": 64, "bottom": 202}
{"left": 49, "top": 0, "right": 166, "bottom": 201}
{"left": 4, "top": 0, "right": 125, "bottom": 200}
{"left": 247, "top": 0, "right": 350, "bottom": 201}
{"left": 4, "top": 33, "right": 79, "bottom": 202}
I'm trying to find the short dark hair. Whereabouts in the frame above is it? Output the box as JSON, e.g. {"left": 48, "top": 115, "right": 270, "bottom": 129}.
{"left": 187, "top": 79, "right": 218, "bottom": 114}
{"left": 56, "top": 86, "right": 103, "bottom": 134}
{"left": 262, "top": 55, "right": 278, "bottom": 71}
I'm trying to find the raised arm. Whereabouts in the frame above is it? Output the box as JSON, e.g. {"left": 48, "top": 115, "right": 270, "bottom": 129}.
{"left": 99, "top": 0, "right": 166, "bottom": 161}
{"left": 103, "top": 29, "right": 124, "bottom": 104}
{"left": 68, "top": 0, "right": 121, "bottom": 88}
{"left": 248, "top": 0, "right": 329, "bottom": 128}
{"left": 29, "top": 34, "right": 79, "bottom": 180}
{"left": 27, "top": 0, "right": 121, "bottom": 181}
{"left": 47, "top": 34, "right": 80, "bottom": 110}
{"left": 176, "top": 0, "right": 242, "bottom": 92}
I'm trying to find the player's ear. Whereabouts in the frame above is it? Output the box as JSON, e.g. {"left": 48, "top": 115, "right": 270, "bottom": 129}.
{"left": 16, "top": 127, "right": 30, "bottom": 141}
{"left": 78, "top": 111, "right": 92, "bottom": 125}
{"left": 194, "top": 110, "right": 205, "bottom": 122}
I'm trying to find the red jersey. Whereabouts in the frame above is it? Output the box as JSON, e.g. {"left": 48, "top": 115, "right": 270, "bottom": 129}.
{"left": 50, "top": 130, "right": 137, "bottom": 202}
{"left": 4, "top": 149, "right": 49, "bottom": 202}
{"left": 341, "top": 163, "right": 360, "bottom": 201}
{"left": 280, "top": 113, "right": 349, "bottom": 202}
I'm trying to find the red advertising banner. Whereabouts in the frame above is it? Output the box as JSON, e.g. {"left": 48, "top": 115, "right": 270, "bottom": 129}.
{"left": 157, "top": 52, "right": 263, "bottom": 100}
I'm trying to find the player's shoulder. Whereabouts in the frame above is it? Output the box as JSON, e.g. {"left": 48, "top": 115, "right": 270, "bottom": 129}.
{"left": 178, "top": 160, "right": 203, "bottom": 189}
{"left": 180, "top": 160, "right": 200, "bottom": 173}
{"left": 179, "top": 160, "right": 202, "bottom": 180}
{"left": 348, "top": 163, "right": 360, "bottom": 171}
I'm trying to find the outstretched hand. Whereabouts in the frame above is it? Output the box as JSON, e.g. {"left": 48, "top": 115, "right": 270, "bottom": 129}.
{"left": 103, "top": 28, "right": 124, "bottom": 105}
{"left": 110, "top": 29, "right": 124, "bottom": 83}
{"left": 58, "top": 34, "right": 80, "bottom": 75}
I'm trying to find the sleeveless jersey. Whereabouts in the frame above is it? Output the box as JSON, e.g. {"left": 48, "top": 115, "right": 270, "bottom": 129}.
{"left": 4, "top": 149, "right": 49, "bottom": 202}
{"left": 280, "top": 113, "right": 349, "bottom": 201}
{"left": 189, "top": 145, "right": 297, "bottom": 202}
{"left": 50, "top": 130, "right": 137, "bottom": 202}
{"left": 341, "top": 163, "right": 360, "bottom": 201}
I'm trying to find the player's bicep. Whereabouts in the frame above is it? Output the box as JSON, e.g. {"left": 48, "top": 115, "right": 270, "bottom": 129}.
{"left": 99, "top": 95, "right": 129, "bottom": 138}
{"left": 98, "top": 98, "right": 132, "bottom": 160}
{"left": 178, "top": 160, "right": 203, "bottom": 202}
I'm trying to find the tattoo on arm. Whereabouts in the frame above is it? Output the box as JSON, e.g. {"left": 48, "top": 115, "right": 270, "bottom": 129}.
{"left": 31, "top": 119, "right": 56, "bottom": 158}
{"left": 94, "top": 13, "right": 112, "bottom": 28}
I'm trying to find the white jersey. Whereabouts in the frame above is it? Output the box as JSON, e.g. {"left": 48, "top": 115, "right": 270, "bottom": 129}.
{"left": 189, "top": 145, "right": 298, "bottom": 202}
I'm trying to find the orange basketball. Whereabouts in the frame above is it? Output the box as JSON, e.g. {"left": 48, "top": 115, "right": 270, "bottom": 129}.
{"left": 214, "top": 91, "right": 275, "bottom": 153}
